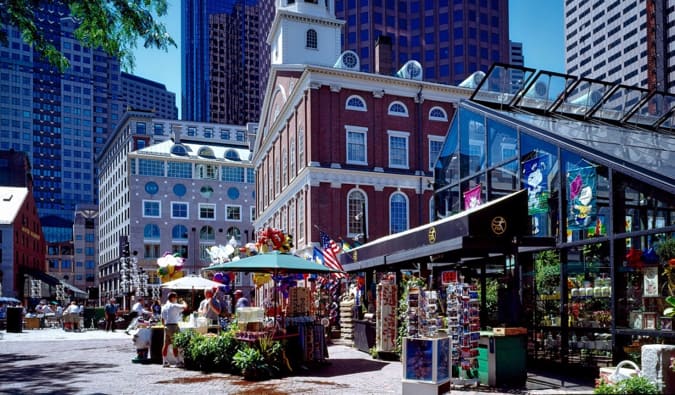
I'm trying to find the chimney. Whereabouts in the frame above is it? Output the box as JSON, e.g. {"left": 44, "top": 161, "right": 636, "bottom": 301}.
{"left": 375, "top": 35, "right": 393, "bottom": 76}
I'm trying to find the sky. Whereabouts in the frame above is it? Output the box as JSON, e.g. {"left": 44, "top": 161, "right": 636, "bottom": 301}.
{"left": 131, "top": 1, "right": 565, "bottom": 119}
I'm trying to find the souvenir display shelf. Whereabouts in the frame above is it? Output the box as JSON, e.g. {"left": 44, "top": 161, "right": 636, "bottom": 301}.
{"left": 447, "top": 280, "right": 480, "bottom": 386}
{"left": 375, "top": 280, "right": 397, "bottom": 353}
{"left": 401, "top": 336, "right": 451, "bottom": 395}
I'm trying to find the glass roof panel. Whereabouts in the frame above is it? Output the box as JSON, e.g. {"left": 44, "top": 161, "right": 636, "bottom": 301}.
{"left": 554, "top": 78, "right": 612, "bottom": 117}
{"left": 515, "top": 72, "right": 574, "bottom": 111}
{"left": 471, "top": 64, "right": 534, "bottom": 106}
{"left": 593, "top": 85, "right": 648, "bottom": 121}
{"left": 626, "top": 92, "right": 675, "bottom": 127}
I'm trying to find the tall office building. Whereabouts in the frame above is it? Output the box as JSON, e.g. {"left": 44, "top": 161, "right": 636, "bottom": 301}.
{"left": 335, "top": 0, "right": 510, "bottom": 85}
{"left": 0, "top": 3, "right": 123, "bottom": 242}
{"left": 565, "top": 0, "right": 675, "bottom": 92}
{"left": 120, "top": 72, "right": 179, "bottom": 120}
{"left": 208, "top": 2, "right": 261, "bottom": 125}
{"left": 182, "top": 0, "right": 261, "bottom": 124}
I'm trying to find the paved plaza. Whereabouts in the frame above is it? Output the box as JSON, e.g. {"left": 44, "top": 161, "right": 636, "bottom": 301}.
{"left": 0, "top": 328, "right": 594, "bottom": 395}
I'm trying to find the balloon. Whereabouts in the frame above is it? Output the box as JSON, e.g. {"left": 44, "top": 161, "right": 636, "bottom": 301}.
{"left": 214, "top": 272, "right": 224, "bottom": 283}
{"left": 229, "top": 272, "right": 235, "bottom": 282}
{"left": 158, "top": 267, "right": 168, "bottom": 276}
{"left": 167, "top": 265, "right": 175, "bottom": 275}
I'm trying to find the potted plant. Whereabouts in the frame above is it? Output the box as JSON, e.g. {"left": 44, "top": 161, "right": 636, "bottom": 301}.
{"left": 595, "top": 375, "right": 659, "bottom": 394}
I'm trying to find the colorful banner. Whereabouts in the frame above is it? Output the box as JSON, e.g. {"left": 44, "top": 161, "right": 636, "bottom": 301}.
{"left": 463, "top": 184, "right": 482, "bottom": 209}
{"left": 522, "top": 155, "right": 550, "bottom": 214}
{"left": 567, "top": 165, "right": 597, "bottom": 230}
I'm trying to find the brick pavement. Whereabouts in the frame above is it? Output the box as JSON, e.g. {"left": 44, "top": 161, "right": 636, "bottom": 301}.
{"left": 0, "top": 328, "right": 594, "bottom": 395}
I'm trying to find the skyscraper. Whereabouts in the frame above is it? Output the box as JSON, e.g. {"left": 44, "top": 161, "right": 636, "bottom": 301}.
{"left": 120, "top": 72, "right": 179, "bottom": 120}
{"left": 0, "top": 3, "right": 123, "bottom": 242}
{"left": 564, "top": 0, "right": 674, "bottom": 92}
{"left": 182, "top": 0, "right": 261, "bottom": 124}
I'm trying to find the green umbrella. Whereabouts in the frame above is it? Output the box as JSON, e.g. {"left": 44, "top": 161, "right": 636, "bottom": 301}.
{"left": 203, "top": 251, "right": 343, "bottom": 274}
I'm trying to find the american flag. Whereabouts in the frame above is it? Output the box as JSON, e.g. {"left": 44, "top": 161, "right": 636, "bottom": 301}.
{"left": 319, "top": 230, "right": 346, "bottom": 277}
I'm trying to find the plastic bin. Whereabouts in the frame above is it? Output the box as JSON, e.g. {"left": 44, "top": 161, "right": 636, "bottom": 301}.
{"left": 6, "top": 307, "right": 23, "bottom": 333}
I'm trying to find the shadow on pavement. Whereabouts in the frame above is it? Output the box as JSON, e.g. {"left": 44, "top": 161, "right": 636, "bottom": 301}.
{"left": 0, "top": 352, "right": 118, "bottom": 395}
{"left": 294, "top": 357, "right": 391, "bottom": 377}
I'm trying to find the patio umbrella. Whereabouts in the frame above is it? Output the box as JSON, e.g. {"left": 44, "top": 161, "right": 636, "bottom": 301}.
{"left": 203, "top": 251, "right": 343, "bottom": 275}
{"left": 161, "top": 275, "right": 224, "bottom": 310}
{"left": 160, "top": 275, "right": 223, "bottom": 290}
{"left": 0, "top": 296, "right": 21, "bottom": 304}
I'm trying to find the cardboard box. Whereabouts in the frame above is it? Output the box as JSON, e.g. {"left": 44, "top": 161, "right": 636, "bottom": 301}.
{"left": 493, "top": 327, "right": 527, "bottom": 336}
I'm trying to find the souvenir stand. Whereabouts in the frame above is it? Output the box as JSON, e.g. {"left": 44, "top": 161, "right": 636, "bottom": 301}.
{"left": 402, "top": 285, "right": 451, "bottom": 395}
{"left": 284, "top": 286, "right": 327, "bottom": 364}
{"left": 445, "top": 274, "right": 481, "bottom": 386}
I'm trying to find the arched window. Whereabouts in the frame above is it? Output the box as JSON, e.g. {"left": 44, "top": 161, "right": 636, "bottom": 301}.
{"left": 345, "top": 95, "right": 367, "bottom": 111}
{"left": 227, "top": 226, "right": 241, "bottom": 243}
{"left": 143, "top": 224, "right": 160, "bottom": 240}
{"left": 200, "top": 226, "right": 215, "bottom": 241}
{"left": 388, "top": 101, "right": 408, "bottom": 117}
{"left": 389, "top": 192, "right": 409, "bottom": 234}
{"left": 347, "top": 189, "right": 367, "bottom": 236}
{"left": 429, "top": 106, "right": 448, "bottom": 121}
{"left": 172, "top": 225, "right": 188, "bottom": 240}
{"left": 306, "top": 29, "right": 317, "bottom": 49}
{"left": 170, "top": 144, "right": 188, "bottom": 156}
{"left": 225, "top": 149, "right": 241, "bottom": 161}
{"left": 197, "top": 147, "right": 215, "bottom": 158}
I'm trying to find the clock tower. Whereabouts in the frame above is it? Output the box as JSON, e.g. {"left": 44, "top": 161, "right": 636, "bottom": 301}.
{"left": 268, "top": 0, "right": 345, "bottom": 67}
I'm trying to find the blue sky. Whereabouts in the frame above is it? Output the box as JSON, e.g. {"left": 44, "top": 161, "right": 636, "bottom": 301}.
{"left": 131, "top": 1, "right": 564, "bottom": 119}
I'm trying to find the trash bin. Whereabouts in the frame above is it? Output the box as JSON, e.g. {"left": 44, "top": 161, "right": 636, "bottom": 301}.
{"left": 150, "top": 326, "right": 165, "bottom": 364}
{"left": 6, "top": 307, "right": 23, "bottom": 333}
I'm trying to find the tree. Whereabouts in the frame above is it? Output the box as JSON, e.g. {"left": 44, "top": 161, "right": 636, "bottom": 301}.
{"left": 0, "top": 0, "right": 176, "bottom": 72}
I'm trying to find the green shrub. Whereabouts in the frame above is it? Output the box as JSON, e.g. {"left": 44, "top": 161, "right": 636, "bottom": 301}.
{"left": 594, "top": 376, "right": 659, "bottom": 395}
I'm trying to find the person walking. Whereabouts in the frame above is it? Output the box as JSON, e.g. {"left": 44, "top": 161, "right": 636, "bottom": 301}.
{"left": 104, "top": 298, "right": 118, "bottom": 332}
{"left": 161, "top": 292, "right": 187, "bottom": 368}
{"left": 151, "top": 299, "right": 162, "bottom": 320}
{"left": 64, "top": 301, "right": 80, "bottom": 332}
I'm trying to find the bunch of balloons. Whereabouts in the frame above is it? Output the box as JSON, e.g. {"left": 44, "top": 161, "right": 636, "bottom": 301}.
{"left": 211, "top": 271, "right": 234, "bottom": 294}
{"left": 157, "top": 252, "right": 185, "bottom": 283}
{"left": 256, "top": 227, "right": 293, "bottom": 253}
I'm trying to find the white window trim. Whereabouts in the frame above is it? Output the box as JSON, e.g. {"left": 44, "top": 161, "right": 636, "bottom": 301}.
{"left": 428, "top": 135, "right": 445, "bottom": 170}
{"left": 345, "top": 125, "right": 368, "bottom": 165}
{"left": 170, "top": 201, "right": 189, "bottom": 220}
{"left": 346, "top": 188, "right": 367, "bottom": 238}
{"left": 387, "top": 130, "right": 410, "bottom": 169}
{"left": 429, "top": 106, "right": 448, "bottom": 121}
{"left": 345, "top": 95, "right": 367, "bottom": 111}
{"left": 198, "top": 203, "right": 216, "bottom": 221}
{"left": 225, "top": 204, "right": 242, "bottom": 222}
{"left": 388, "top": 101, "right": 409, "bottom": 117}
{"left": 142, "top": 199, "right": 161, "bottom": 218}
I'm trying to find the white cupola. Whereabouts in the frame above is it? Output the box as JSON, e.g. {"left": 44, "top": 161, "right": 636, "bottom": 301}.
{"left": 268, "top": 0, "right": 345, "bottom": 67}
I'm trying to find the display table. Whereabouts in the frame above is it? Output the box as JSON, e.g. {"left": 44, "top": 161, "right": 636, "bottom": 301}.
{"left": 478, "top": 332, "right": 527, "bottom": 387}
{"left": 402, "top": 336, "right": 451, "bottom": 395}
{"left": 25, "top": 317, "right": 40, "bottom": 330}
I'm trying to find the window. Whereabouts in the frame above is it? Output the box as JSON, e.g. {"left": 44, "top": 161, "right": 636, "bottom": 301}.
{"left": 388, "top": 101, "right": 408, "bottom": 116}
{"left": 250, "top": 206, "right": 256, "bottom": 222}
{"left": 429, "top": 106, "right": 448, "bottom": 121}
{"left": 346, "top": 95, "right": 367, "bottom": 111}
{"left": 222, "top": 166, "right": 245, "bottom": 182}
{"left": 143, "top": 224, "right": 160, "bottom": 240}
{"left": 428, "top": 136, "right": 445, "bottom": 170}
{"left": 199, "top": 204, "right": 216, "bottom": 220}
{"left": 390, "top": 192, "right": 409, "bottom": 234}
{"left": 167, "top": 162, "right": 192, "bottom": 178}
{"left": 306, "top": 29, "right": 318, "bottom": 49}
{"left": 144, "top": 244, "right": 160, "bottom": 258}
{"left": 348, "top": 189, "right": 367, "bottom": 236}
{"left": 346, "top": 126, "right": 367, "bottom": 164}
{"left": 143, "top": 200, "right": 160, "bottom": 217}
{"left": 136, "top": 122, "right": 146, "bottom": 134}
{"left": 171, "top": 202, "right": 188, "bottom": 219}
{"left": 388, "top": 130, "right": 409, "bottom": 168}
{"left": 200, "top": 226, "right": 215, "bottom": 241}
{"left": 226, "top": 227, "right": 241, "bottom": 242}
{"left": 172, "top": 225, "right": 188, "bottom": 240}
{"left": 138, "top": 159, "right": 164, "bottom": 176}
{"left": 226, "top": 205, "right": 241, "bottom": 221}
{"left": 197, "top": 164, "right": 218, "bottom": 179}
{"left": 153, "top": 124, "right": 164, "bottom": 136}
